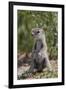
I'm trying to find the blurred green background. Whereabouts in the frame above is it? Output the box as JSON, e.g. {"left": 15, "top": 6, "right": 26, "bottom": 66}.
{"left": 17, "top": 10, "right": 58, "bottom": 60}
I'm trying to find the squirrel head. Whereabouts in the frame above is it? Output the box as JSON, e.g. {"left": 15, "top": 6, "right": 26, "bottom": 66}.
{"left": 31, "top": 28, "right": 44, "bottom": 40}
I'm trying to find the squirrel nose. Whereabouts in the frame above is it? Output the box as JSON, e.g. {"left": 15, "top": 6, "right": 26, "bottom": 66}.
{"left": 32, "top": 32, "right": 34, "bottom": 36}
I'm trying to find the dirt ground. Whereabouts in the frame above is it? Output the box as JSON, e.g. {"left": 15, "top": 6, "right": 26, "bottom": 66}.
{"left": 17, "top": 54, "right": 58, "bottom": 80}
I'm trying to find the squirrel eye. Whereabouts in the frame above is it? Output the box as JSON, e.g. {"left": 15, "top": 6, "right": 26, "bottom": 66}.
{"left": 37, "top": 31, "right": 40, "bottom": 33}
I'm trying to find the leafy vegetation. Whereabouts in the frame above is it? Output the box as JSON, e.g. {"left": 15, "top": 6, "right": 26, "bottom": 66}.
{"left": 17, "top": 10, "right": 58, "bottom": 60}
{"left": 18, "top": 68, "right": 58, "bottom": 79}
